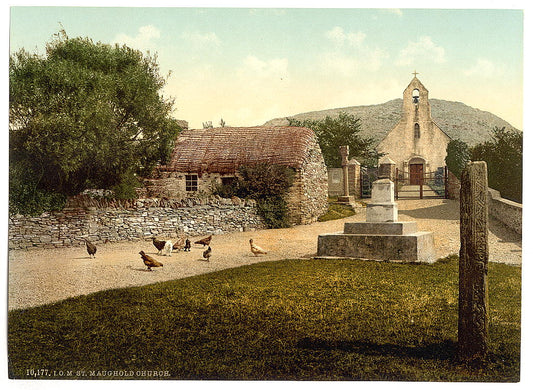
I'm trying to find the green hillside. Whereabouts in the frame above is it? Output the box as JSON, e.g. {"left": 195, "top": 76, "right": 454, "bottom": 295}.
{"left": 265, "top": 99, "right": 520, "bottom": 146}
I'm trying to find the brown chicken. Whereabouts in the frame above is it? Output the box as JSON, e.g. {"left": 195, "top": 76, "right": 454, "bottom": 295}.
{"left": 203, "top": 246, "right": 212, "bottom": 261}
{"left": 195, "top": 235, "right": 212, "bottom": 247}
{"left": 152, "top": 237, "right": 166, "bottom": 255}
{"left": 172, "top": 237, "right": 186, "bottom": 251}
{"left": 139, "top": 251, "right": 163, "bottom": 271}
{"left": 84, "top": 238, "right": 97, "bottom": 258}
{"left": 249, "top": 239, "right": 267, "bottom": 257}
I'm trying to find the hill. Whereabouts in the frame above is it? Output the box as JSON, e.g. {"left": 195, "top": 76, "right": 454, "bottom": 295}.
{"left": 264, "top": 99, "right": 519, "bottom": 147}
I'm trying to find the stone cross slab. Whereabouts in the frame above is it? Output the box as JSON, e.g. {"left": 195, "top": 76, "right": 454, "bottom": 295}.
{"left": 458, "top": 161, "right": 489, "bottom": 362}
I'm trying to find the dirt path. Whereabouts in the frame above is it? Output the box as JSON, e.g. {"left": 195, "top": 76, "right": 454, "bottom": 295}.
{"left": 8, "top": 199, "right": 521, "bottom": 310}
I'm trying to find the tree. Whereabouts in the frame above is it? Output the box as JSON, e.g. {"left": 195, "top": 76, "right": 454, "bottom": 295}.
{"left": 445, "top": 139, "right": 471, "bottom": 178}
{"left": 470, "top": 127, "right": 522, "bottom": 202}
{"left": 287, "top": 112, "right": 381, "bottom": 167}
{"left": 9, "top": 30, "right": 182, "bottom": 214}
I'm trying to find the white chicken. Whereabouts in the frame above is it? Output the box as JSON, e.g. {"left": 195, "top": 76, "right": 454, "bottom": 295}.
{"left": 249, "top": 238, "right": 267, "bottom": 257}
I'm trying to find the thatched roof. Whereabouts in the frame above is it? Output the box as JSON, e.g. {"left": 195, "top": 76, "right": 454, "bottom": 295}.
{"left": 159, "top": 126, "right": 317, "bottom": 174}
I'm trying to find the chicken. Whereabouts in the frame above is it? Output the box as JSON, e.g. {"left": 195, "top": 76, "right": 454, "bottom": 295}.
{"left": 163, "top": 240, "right": 173, "bottom": 257}
{"left": 139, "top": 251, "right": 163, "bottom": 271}
{"left": 84, "top": 238, "right": 97, "bottom": 258}
{"left": 249, "top": 238, "right": 267, "bottom": 257}
{"left": 184, "top": 238, "right": 191, "bottom": 252}
{"left": 172, "top": 237, "right": 185, "bottom": 251}
{"left": 152, "top": 237, "right": 166, "bottom": 255}
{"left": 203, "top": 246, "right": 212, "bottom": 261}
{"left": 195, "top": 235, "right": 212, "bottom": 247}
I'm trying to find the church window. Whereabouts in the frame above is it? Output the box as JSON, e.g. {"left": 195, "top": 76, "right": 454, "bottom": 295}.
{"left": 414, "top": 123, "right": 421, "bottom": 138}
{"left": 412, "top": 89, "right": 420, "bottom": 104}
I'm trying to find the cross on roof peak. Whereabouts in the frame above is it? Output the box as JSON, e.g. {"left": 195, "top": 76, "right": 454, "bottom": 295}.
{"left": 412, "top": 70, "right": 419, "bottom": 78}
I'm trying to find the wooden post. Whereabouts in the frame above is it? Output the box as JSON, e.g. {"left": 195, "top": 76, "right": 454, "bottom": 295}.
{"left": 458, "top": 161, "right": 489, "bottom": 362}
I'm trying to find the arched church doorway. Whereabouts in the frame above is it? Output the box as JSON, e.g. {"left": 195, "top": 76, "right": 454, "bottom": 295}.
{"left": 409, "top": 157, "right": 425, "bottom": 185}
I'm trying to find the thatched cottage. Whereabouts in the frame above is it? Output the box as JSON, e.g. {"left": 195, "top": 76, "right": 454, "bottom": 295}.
{"left": 146, "top": 126, "right": 328, "bottom": 225}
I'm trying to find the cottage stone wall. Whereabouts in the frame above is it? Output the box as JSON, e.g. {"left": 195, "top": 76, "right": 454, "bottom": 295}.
{"left": 8, "top": 196, "right": 264, "bottom": 250}
{"left": 286, "top": 144, "right": 328, "bottom": 225}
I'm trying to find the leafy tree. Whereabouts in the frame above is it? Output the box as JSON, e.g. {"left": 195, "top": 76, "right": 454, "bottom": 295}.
{"left": 287, "top": 111, "right": 382, "bottom": 167}
{"left": 445, "top": 139, "right": 471, "bottom": 178}
{"left": 470, "top": 127, "right": 522, "bottom": 202}
{"left": 9, "top": 30, "right": 182, "bottom": 214}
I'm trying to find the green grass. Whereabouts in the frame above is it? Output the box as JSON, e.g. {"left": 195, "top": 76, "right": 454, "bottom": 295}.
{"left": 318, "top": 197, "right": 357, "bottom": 222}
{"left": 8, "top": 256, "right": 521, "bottom": 381}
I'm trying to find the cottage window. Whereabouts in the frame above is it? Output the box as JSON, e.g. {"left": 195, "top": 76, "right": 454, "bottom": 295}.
{"left": 414, "top": 123, "right": 421, "bottom": 139}
{"left": 185, "top": 174, "right": 198, "bottom": 192}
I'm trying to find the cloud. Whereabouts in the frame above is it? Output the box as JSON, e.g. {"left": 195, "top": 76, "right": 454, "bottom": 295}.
{"left": 112, "top": 25, "right": 161, "bottom": 51}
{"left": 325, "top": 26, "right": 366, "bottom": 47}
{"left": 320, "top": 27, "right": 388, "bottom": 76}
{"left": 180, "top": 31, "right": 221, "bottom": 48}
{"left": 238, "top": 55, "right": 289, "bottom": 82}
{"left": 463, "top": 58, "right": 505, "bottom": 78}
{"left": 321, "top": 48, "right": 388, "bottom": 76}
{"left": 395, "top": 36, "right": 446, "bottom": 66}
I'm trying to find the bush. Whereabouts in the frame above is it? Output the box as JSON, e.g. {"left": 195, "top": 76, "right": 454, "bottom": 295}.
{"left": 256, "top": 197, "right": 291, "bottom": 229}
{"left": 111, "top": 172, "right": 142, "bottom": 200}
{"left": 445, "top": 139, "right": 471, "bottom": 178}
{"left": 470, "top": 127, "right": 522, "bottom": 202}
{"left": 9, "top": 184, "right": 66, "bottom": 216}
{"left": 213, "top": 163, "right": 295, "bottom": 228}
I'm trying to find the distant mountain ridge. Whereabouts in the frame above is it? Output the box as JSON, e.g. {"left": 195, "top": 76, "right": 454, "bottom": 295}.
{"left": 264, "top": 98, "right": 519, "bottom": 147}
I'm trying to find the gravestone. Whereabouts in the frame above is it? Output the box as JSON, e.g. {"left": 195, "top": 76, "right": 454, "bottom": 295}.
{"left": 458, "top": 161, "right": 489, "bottom": 362}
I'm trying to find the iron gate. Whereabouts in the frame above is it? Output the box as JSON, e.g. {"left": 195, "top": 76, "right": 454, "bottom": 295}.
{"left": 360, "top": 166, "right": 378, "bottom": 198}
{"left": 394, "top": 166, "right": 448, "bottom": 199}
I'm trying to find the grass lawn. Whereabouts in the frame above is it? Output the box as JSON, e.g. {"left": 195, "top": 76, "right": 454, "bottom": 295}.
{"left": 317, "top": 197, "right": 358, "bottom": 222}
{"left": 8, "top": 256, "right": 521, "bottom": 381}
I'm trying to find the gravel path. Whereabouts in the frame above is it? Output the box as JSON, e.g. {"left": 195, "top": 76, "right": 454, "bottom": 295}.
{"left": 8, "top": 199, "right": 521, "bottom": 310}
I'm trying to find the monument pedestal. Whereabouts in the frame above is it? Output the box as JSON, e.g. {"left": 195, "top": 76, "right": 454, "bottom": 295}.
{"left": 317, "top": 222, "right": 436, "bottom": 263}
{"left": 317, "top": 179, "right": 436, "bottom": 263}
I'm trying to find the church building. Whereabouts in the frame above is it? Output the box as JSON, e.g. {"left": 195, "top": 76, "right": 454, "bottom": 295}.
{"left": 377, "top": 73, "right": 451, "bottom": 184}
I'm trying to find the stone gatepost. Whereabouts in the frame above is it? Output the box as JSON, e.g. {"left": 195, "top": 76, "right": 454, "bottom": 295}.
{"left": 458, "top": 161, "right": 489, "bottom": 362}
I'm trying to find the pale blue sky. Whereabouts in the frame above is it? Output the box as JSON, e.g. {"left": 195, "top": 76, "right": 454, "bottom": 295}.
{"left": 9, "top": 4, "right": 525, "bottom": 129}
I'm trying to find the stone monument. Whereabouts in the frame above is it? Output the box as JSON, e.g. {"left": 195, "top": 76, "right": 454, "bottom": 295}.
{"left": 337, "top": 145, "right": 355, "bottom": 204}
{"left": 317, "top": 178, "right": 436, "bottom": 263}
{"left": 458, "top": 161, "right": 489, "bottom": 362}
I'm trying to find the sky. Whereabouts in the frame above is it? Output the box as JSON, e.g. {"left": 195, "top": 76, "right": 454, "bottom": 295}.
{"left": 8, "top": 1, "right": 525, "bottom": 130}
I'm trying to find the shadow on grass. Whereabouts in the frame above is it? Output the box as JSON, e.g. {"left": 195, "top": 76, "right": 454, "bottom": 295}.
{"left": 297, "top": 337, "right": 456, "bottom": 361}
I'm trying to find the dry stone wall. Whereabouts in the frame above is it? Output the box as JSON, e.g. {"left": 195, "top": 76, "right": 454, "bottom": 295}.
{"left": 8, "top": 196, "right": 264, "bottom": 250}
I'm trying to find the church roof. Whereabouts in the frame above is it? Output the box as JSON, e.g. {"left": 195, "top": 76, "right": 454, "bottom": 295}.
{"left": 404, "top": 75, "right": 428, "bottom": 94}
{"left": 158, "top": 126, "right": 317, "bottom": 174}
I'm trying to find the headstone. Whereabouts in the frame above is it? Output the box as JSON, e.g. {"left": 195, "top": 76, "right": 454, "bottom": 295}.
{"left": 458, "top": 161, "right": 489, "bottom": 362}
